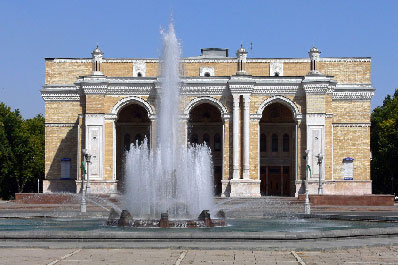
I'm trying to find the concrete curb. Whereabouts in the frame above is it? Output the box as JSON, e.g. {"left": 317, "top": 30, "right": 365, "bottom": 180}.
{"left": 2, "top": 227, "right": 398, "bottom": 241}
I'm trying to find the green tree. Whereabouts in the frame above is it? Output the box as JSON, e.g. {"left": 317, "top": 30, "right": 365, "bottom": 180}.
{"left": 0, "top": 103, "right": 44, "bottom": 199}
{"left": 371, "top": 89, "right": 398, "bottom": 194}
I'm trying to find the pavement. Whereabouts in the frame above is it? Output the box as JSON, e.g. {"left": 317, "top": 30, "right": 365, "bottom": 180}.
{"left": 2, "top": 246, "right": 398, "bottom": 264}
{"left": 2, "top": 197, "right": 398, "bottom": 264}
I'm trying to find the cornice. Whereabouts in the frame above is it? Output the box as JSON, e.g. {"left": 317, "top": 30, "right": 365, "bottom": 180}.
{"left": 41, "top": 88, "right": 80, "bottom": 101}
{"left": 181, "top": 85, "right": 226, "bottom": 95}
{"left": 253, "top": 85, "right": 300, "bottom": 95}
{"left": 332, "top": 91, "right": 374, "bottom": 100}
{"left": 45, "top": 123, "right": 76, "bottom": 127}
{"left": 50, "top": 57, "right": 371, "bottom": 64}
{"left": 333, "top": 123, "right": 371, "bottom": 127}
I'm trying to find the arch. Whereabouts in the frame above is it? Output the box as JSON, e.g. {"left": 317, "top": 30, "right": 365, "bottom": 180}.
{"left": 257, "top": 96, "right": 301, "bottom": 120}
{"left": 111, "top": 96, "right": 154, "bottom": 118}
{"left": 184, "top": 96, "right": 228, "bottom": 118}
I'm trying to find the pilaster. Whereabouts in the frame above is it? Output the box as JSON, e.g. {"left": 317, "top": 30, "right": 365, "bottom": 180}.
{"left": 232, "top": 94, "right": 240, "bottom": 180}
{"left": 242, "top": 94, "right": 250, "bottom": 179}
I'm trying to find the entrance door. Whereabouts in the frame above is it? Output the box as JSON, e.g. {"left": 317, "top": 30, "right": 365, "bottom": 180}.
{"left": 268, "top": 167, "right": 281, "bottom": 196}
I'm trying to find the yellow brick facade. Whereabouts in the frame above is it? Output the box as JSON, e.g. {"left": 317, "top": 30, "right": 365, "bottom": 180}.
{"left": 42, "top": 47, "right": 373, "bottom": 196}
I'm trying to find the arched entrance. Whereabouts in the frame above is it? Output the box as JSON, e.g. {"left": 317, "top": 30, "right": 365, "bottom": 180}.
{"left": 187, "top": 103, "right": 223, "bottom": 196}
{"left": 259, "top": 102, "right": 295, "bottom": 196}
{"left": 116, "top": 103, "right": 150, "bottom": 191}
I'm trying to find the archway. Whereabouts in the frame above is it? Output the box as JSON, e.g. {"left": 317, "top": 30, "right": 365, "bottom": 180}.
{"left": 116, "top": 103, "right": 150, "bottom": 191}
{"left": 259, "top": 102, "right": 295, "bottom": 196}
{"left": 187, "top": 103, "right": 223, "bottom": 196}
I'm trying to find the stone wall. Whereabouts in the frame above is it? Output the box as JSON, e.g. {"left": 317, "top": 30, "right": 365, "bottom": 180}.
{"left": 45, "top": 59, "right": 371, "bottom": 84}
{"left": 333, "top": 126, "right": 370, "bottom": 181}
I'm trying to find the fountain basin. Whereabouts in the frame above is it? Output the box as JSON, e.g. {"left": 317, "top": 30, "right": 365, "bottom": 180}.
{"left": 109, "top": 209, "right": 226, "bottom": 228}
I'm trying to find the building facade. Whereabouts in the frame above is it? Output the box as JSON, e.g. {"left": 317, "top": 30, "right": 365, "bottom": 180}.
{"left": 41, "top": 46, "right": 374, "bottom": 197}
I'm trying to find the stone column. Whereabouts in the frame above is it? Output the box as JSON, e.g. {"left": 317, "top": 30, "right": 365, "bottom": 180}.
{"left": 232, "top": 94, "right": 240, "bottom": 179}
{"left": 243, "top": 95, "right": 250, "bottom": 179}
{"left": 150, "top": 116, "right": 156, "bottom": 150}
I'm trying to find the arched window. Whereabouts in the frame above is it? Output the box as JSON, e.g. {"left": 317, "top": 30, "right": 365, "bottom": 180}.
{"left": 260, "top": 133, "right": 266, "bottom": 152}
{"left": 274, "top": 72, "right": 280, "bottom": 76}
{"left": 272, "top": 134, "right": 278, "bottom": 152}
{"left": 283, "top": 134, "right": 289, "bottom": 152}
{"left": 190, "top": 134, "right": 198, "bottom": 145}
{"left": 124, "top": 134, "right": 131, "bottom": 151}
{"left": 214, "top": 133, "right": 221, "bottom": 151}
{"left": 203, "top": 133, "right": 210, "bottom": 146}
{"left": 137, "top": 72, "right": 142, "bottom": 77}
{"left": 135, "top": 134, "right": 143, "bottom": 145}
{"left": 204, "top": 72, "right": 210, "bottom": 77}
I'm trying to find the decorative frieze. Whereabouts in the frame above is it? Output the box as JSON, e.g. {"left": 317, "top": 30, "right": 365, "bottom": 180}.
{"left": 333, "top": 123, "right": 371, "bottom": 127}
{"left": 133, "top": 61, "right": 146, "bottom": 77}
{"left": 332, "top": 91, "right": 374, "bottom": 100}
{"left": 82, "top": 85, "right": 108, "bottom": 94}
{"left": 50, "top": 57, "right": 371, "bottom": 64}
{"left": 253, "top": 85, "right": 299, "bottom": 95}
{"left": 199, "top": 67, "right": 215, "bottom": 77}
{"left": 269, "top": 61, "right": 283, "bottom": 76}
{"left": 45, "top": 123, "right": 76, "bottom": 127}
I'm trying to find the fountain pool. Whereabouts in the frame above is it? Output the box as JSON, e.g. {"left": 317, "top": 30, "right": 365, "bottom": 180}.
{"left": 1, "top": 216, "right": 398, "bottom": 233}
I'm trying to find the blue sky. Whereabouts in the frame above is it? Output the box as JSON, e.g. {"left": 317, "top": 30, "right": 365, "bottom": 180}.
{"left": 0, "top": 0, "right": 397, "bottom": 118}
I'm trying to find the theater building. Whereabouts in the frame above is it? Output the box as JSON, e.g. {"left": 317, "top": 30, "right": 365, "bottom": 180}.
{"left": 41, "top": 45, "right": 374, "bottom": 197}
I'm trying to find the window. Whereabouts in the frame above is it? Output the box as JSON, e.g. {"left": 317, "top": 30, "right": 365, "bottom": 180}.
{"left": 204, "top": 72, "right": 211, "bottom": 77}
{"left": 274, "top": 72, "right": 280, "bottom": 76}
{"left": 283, "top": 134, "right": 289, "bottom": 152}
{"left": 124, "top": 134, "right": 131, "bottom": 151}
{"left": 203, "top": 133, "right": 210, "bottom": 146}
{"left": 137, "top": 72, "right": 142, "bottom": 77}
{"left": 272, "top": 134, "right": 278, "bottom": 152}
{"left": 260, "top": 133, "right": 266, "bottom": 152}
{"left": 214, "top": 134, "right": 221, "bottom": 151}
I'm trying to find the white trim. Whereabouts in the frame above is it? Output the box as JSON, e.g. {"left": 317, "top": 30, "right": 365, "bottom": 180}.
{"left": 50, "top": 57, "right": 371, "bottom": 63}
{"left": 183, "top": 96, "right": 229, "bottom": 119}
{"left": 112, "top": 121, "right": 116, "bottom": 180}
{"left": 256, "top": 95, "right": 301, "bottom": 121}
{"left": 111, "top": 96, "right": 155, "bottom": 117}
{"left": 45, "top": 123, "right": 76, "bottom": 127}
{"left": 333, "top": 123, "right": 371, "bottom": 127}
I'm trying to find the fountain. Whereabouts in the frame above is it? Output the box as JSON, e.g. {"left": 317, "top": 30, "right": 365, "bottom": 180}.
{"left": 112, "top": 22, "right": 222, "bottom": 227}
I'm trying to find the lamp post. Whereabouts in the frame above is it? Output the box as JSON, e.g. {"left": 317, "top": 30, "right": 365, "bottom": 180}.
{"left": 316, "top": 153, "right": 324, "bottom": 195}
{"left": 81, "top": 149, "right": 87, "bottom": 213}
{"left": 304, "top": 150, "right": 311, "bottom": 214}
{"left": 83, "top": 150, "right": 92, "bottom": 194}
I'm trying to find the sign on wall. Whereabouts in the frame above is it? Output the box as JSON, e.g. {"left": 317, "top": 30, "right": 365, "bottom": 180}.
{"left": 342, "top": 157, "right": 354, "bottom": 180}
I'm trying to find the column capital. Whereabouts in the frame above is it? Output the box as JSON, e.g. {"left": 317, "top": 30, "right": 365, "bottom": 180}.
{"left": 232, "top": 94, "right": 240, "bottom": 103}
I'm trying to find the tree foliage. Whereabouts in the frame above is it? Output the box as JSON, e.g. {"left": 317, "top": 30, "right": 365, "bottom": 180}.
{"left": 371, "top": 89, "right": 398, "bottom": 194}
{"left": 0, "top": 103, "right": 44, "bottom": 199}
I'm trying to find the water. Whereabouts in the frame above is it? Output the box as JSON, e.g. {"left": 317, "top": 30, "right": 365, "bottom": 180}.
{"left": 122, "top": 22, "right": 214, "bottom": 219}
{"left": 1, "top": 217, "right": 397, "bottom": 233}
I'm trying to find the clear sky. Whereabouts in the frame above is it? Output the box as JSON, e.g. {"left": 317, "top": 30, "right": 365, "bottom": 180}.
{"left": 0, "top": 0, "right": 397, "bottom": 118}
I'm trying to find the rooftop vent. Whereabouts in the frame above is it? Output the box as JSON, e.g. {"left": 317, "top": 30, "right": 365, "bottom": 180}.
{"left": 200, "top": 48, "right": 229, "bottom": 58}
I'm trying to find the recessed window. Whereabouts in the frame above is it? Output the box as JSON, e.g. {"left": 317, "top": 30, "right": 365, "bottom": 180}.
{"left": 272, "top": 134, "right": 278, "bottom": 152}
{"left": 274, "top": 72, "right": 280, "bottom": 76}
{"left": 283, "top": 134, "right": 289, "bottom": 152}
{"left": 137, "top": 72, "right": 142, "bottom": 77}
{"left": 204, "top": 72, "right": 210, "bottom": 77}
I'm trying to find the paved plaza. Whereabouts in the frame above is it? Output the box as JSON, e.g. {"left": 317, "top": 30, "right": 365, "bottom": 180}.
{"left": 2, "top": 246, "right": 398, "bottom": 265}
{"left": 2, "top": 198, "right": 398, "bottom": 264}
